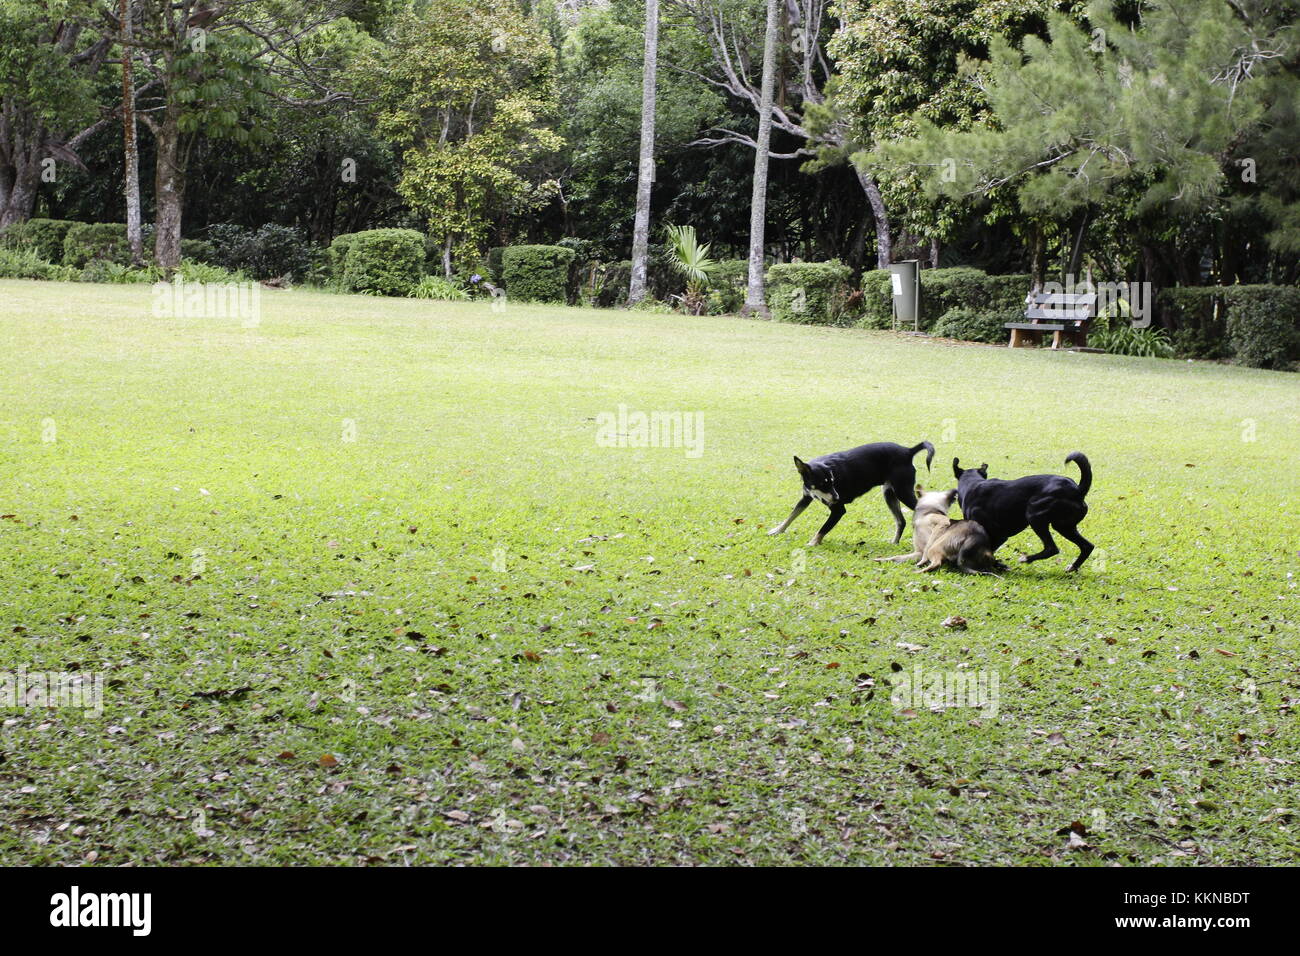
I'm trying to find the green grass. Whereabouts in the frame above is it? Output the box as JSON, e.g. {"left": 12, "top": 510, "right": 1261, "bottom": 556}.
{"left": 1, "top": 278, "right": 1298, "bottom": 866}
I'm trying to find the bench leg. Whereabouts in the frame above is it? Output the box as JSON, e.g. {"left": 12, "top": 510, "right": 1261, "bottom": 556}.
{"left": 1051, "top": 329, "right": 1064, "bottom": 350}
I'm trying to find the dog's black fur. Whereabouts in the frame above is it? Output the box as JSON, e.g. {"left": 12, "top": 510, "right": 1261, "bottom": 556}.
{"left": 953, "top": 452, "right": 1095, "bottom": 571}
{"left": 769, "top": 441, "right": 935, "bottom": 545}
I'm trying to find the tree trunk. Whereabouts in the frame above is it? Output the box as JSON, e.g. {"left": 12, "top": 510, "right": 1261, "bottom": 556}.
{"left": 0, "top": 157, "right": 40, "bottom": 228}
{"left": 852, "top": 165, "right": 892, "bottom": 268}
{"left": 627, "top": 0, "right": 658, "bottom": 306}
{"left": 742, "top": 0, "right": 779, "bottom": 318}
{"left": 121, "top": 0, "right": 144, "bottom": 264}
{"left": 1066, "top": 206, "right": 1090, "bottom": 282}
{"left": 152, "top": 106, "right": 184, "bottom": 270}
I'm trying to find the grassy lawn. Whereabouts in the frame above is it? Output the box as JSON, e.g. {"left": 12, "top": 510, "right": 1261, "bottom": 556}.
{"left": 1, "top": 277, "right": 1297, "bottom": 866}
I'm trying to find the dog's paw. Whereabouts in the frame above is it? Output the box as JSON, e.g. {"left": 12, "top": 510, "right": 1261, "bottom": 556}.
{"left": 766, "top": 527, "right": 783, "bottom": 536}
{"left": 1017, "top": 554, "right": 1030, "bottom": 563}
{"left": 807, "top": 536, "right": 823, "bottom": 547}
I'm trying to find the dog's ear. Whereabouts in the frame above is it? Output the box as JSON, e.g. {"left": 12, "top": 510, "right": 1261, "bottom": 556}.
{"left": 979, "top": 463, "right": 988, "bottom": 477}
{"left": 952, "top": 457, "right": 962, "bottom": 479}
{"left": 945, "top": 489, "right": 958, "bottom": 505}
{"left": 793, "top": 455, "right": 809, "bottom": 477}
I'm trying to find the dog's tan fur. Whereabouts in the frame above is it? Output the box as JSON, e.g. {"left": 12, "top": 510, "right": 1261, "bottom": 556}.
{"left": 875, "top": 485, "right": 956, "bottom": 564}
{"left": 916, "top": 519, "right": 1005, "bottom": 575}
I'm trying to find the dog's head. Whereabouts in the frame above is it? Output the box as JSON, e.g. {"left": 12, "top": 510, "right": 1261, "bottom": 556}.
{"left": 794, "top": 455, "right": 838, "bottom": 504}
{"left": 914, "top": 485, "right": 957, "bottom": 517}
{"left": 952, "top": 457, "right": 988, "bottom": 481}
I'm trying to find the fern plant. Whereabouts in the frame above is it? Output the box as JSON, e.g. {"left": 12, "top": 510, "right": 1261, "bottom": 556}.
{"left": 409, "top": 275, "right": 470, "bottom": 300}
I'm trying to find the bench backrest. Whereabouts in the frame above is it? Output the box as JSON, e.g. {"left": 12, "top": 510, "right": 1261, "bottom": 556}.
{"left": 1024, "top": 291, "right": 1097, "bottom": 322}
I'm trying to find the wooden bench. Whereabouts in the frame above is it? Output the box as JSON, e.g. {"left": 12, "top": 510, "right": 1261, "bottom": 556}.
{"left": 1007, "top": 290, "right": 1096, "bottom": 349}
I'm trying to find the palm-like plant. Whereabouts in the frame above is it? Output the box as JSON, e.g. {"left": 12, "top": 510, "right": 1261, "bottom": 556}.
{"left": 664, "top": 224, "right": 714, "bottom": 314}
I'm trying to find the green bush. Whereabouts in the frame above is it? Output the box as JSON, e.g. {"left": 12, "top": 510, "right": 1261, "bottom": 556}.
{"left": 501, "top": 245, "right": 575, "bottom": 303}
{"left": 63, "top": 223, "right": 130, "bottom": 268}
{"left": 1159, "top": 285, "right": 1300, "bottom": 369}
{"left": 0, "top": 218, "right": 77, "bottom": 262}
{"left": 327, "top": 232, "right": 361, "bottom": 282}
{"left": 205, "top": 223, "right": 310, "bottom": 279}
{"left": 1092, "top": 325, "right": 1176, "bottom": 359}
{"left": 341, "top": 228, "right": 426, "bottom": 296}
{"left": 766, "top": 260, "right": 853, "bottom": 325}
{"left": 859, "top": 267, "right": 1030, "bottom": 331}
{"left": 932, "top": 307, "right": 1019, "bottom": 344}
{"left": 1225, "top": 287, "right": 1300, "bottom": 370}
{"left": 705, "top": 258, "right": 748, "bottom": 314}
{"left": 181, "top": 238, "right": 216, "bottom": 264}
{"left": 859, "top": 268, "right": 894, "bottom": 328}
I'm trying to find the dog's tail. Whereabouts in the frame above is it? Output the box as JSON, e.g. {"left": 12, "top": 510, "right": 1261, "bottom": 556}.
{"left": 1065, "top": 451, "right": 1092, "bottom": 498}
{"left": 910, "top": 441, "right": 935, "bottom": 472}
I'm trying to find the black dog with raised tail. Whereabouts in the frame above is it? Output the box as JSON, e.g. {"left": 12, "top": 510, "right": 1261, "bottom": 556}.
{"left": 953, "top": 453, "right": 1094, "bottom": 571}
{"left": 769, "top": 441, "right": 935, "bottom": 546}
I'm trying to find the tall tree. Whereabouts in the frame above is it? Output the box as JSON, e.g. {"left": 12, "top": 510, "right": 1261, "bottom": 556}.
{"left": 119, "top": 0, "right": 142, "bottom": 263}
{"left": 367, "top": 0, "right": 560, "bottom": 276}
{"left": 0, "top": 2, "right": 109, "bottom": 227}
{"left": 673, "top": 0, "right": 895, "bottom": 267}
{"left": 112, "top": 0, "right": 347, "bottom": 267}
{"left": 627, "top": 0, "right": 658, "bottom": 304}
{"left": 743, "top": 0, "right": 778, "bottom": 315}
{"left": 876, "top": 0, "right": 1280, "bottom": 282}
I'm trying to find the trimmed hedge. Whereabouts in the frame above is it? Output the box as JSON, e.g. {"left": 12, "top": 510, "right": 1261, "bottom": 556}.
{"left": 0, "top": 218, "right": 77, "bottom": 262}
{"left": 860, "top": 267, "right": 1031, "bottom": 331}
{"left": 341, "top": 228, "right": 426, "bottom": 295}
{"left": 932, "top": 307, "right": 1021, "bottom": 344}
{"left": 501, "top": 245, "right": 575, "bottom": 303}
{"left": 1160, "top": 285, "right": 1300, "bottom": 368}
{"left": 63, "top": 223, "right": 130, "bottom": 268}
{"left": 766, "top": 260, "right": 853, "bottom": 325}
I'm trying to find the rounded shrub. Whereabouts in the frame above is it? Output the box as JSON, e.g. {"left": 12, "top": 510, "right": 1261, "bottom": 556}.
{"left": 932, "top": 307, "right": 1020, "bottom": 343}
{"left": 766, "top": 260, "right": 853, "bottom": 325}
{"left": 341, "top": 228, "right": 426, "bottom": 296}
{"left": 63, "top": 223, "right": 130, "bottom": 268}
{"left": 501, "top": 245, "right": 575, "bottom": 303}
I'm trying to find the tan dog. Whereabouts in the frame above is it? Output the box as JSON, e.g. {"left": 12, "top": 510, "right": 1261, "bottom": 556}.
{"left": 875, "top": 485, "right": 956, "bottom": 564}
{"left": 916, "top": 520, "right": 1007, "bottom": 575}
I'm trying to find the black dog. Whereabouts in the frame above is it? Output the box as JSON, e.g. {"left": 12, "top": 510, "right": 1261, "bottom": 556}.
{"left": 769, "top": 441, "right": 935, "bottom": 546}
{"left": 953, "top": 453, "right": 1094, "bottom": 571}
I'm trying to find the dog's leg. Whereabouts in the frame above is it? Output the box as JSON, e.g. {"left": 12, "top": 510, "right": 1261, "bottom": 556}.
{"left": 808, "top": 504, "right": 845, "bottom": 546}
{"left": 768, "top": 495, "right": 812, "bottom": 536}
{"left": 1055, "top": 523, "right": 1095, "bottom": 572}
{"left": 1018, "top": 518, "right": 1060, "bottom": 563}
{"left": 875, "top": 551, "right": 921, "bottom": 563}
{"left": 883, "top": 487, "right": 906, "bottom": 544}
